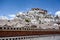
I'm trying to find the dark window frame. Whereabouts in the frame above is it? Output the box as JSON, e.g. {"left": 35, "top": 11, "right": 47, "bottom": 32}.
{"left": 0, "top": 27, "right": 2, "bottom": 29}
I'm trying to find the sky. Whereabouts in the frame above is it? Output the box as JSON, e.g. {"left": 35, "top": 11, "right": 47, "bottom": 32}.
{"left": 0, "top": 0, "right": 60, "bottom": 19}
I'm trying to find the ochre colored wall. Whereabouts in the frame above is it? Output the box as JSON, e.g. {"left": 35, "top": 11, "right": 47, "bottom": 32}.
{"left": 0, "top": 31, "right": 60, "bottom": 37}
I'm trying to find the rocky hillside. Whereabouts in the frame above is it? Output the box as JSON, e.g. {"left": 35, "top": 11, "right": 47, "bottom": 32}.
{"left": 0, "top": 8, "right": 60, "bottom": 29}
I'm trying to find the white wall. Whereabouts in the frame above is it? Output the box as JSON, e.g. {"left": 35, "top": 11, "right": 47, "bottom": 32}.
{"left": 0, "top": 35, "right": 60, "bottom": 40}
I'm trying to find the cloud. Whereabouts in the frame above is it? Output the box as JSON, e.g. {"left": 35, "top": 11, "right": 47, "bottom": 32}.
{"left": 16, "top": 12, "right": 24, "bottom": 16}
{"left": 0, "top": 16, "right": 8, "bottom": 20}
{"left": 0, "top": 12, "right": 24, "bottom": 20}
{"left": 0, "top": 14, "right": 16, "bottom": 20}
{"left": 18, "top": 12, "right": 23, "bottom": 14}
{"left": 9, "top": 17, "right": 14, "bottom": 20}
{"left": 8, "top": 14, "right": 15, "bottom": 18}
{"left": 8, "top": 14, "right": 16, "bottom": 20}
{"left": 55, "top": 11, "right": 60, "bottom": 16}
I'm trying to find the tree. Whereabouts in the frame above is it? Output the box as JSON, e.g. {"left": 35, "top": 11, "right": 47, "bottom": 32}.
{"left": 25, "top": 18, "right": 31, "bottom": 22}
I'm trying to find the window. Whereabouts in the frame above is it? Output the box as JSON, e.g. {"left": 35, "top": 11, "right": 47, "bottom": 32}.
{"left": 24, "top": 37, "right": 25, "bottom": 39}
{"left": 11, "top": 28, "right": 12, "bottom": 30}
{"left": 25, "top": 28, "right": 26, "bottom": 30}
{"left": 19, "top": 28, "right": 21, "bottom": 30}
{"left": 14, "top": 38, "right": 17, "bottom": 40}
{"left": 29, "top": 28, "right": 30, "bottom": 30}
{"left": 9, "top": 38, "right": 11, "bottom": 40}
{"left": 17, "top": 28, "right": 19, "bottom": 30}
{"left": 14, "top": 28, "right": 15, "bottom": 30}
{"left": 2, "top": 39, "right": 4, "bottom": 40}
{"left": 21, "top": 38, "right": 23, "bottom": 39}
{"left": 27, "top": 28, "right": 29, "bottom": 30}
{"left": 13, "top": 38, "right": 14, "bottom": 40}
{"left": 6, "top": 39, "right": 8, "bottom": 40}
{"left": 16, "top": 38, "right": 17, "bottom": 40}
{"left": 4, "top": 27, "right": 6, "bottom": 29}
{"left": 7, "top": 27, "right": 9, "bottom": 29}
{"left": 18, "top": 38, "right": 20, "bottom": 39}
{"left": 0, "top": 27, "right": 2, "bottom": 29}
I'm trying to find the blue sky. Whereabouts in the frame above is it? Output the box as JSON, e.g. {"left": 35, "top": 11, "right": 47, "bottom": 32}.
{"left": 0, "top": 0, "right": 60, "bottom": 17}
